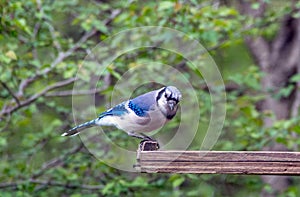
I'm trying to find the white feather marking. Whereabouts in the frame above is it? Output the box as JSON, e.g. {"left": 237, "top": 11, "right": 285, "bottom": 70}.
{"left": 61, "top": 132, "right": 80, "bottom": 137}
{"left": 95, "top": 116, "right": 117, "bottom": 127}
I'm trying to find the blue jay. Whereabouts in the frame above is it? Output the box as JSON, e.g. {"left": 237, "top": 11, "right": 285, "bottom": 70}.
{"left": 62, "top": 86, "right": 182, "bottom": 141}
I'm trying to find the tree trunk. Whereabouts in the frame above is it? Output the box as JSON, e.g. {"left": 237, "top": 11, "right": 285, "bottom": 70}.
{"left": 239, "top": 1, "right": 300, "bottom": 196}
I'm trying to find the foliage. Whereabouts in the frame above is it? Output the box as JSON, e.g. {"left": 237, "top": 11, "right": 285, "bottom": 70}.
{"left": 1, "top": 0, "right": 300, "bottom": 197}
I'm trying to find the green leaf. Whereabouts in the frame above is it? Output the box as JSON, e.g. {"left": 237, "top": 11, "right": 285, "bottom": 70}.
{"left": 172, "top": 177, "right": 185, "bottom": 188}
{"left": 0, "top": 137, "right": 7, "bottom": 147}
{"left": 70, "top": 194, "right": 82, "bottom": 197}
{"left": 274, "top": 84, "right": 294, "bottom": 99}
{"left": 251, "top": 3, "right": 260, "bottom": 10}
{"left": 92, "top": 20, "right": 108, "bottom": 34}
{"left": 5, "top": 50, "right": 17, "bottom": 60}
{"left": 67, "top": 173, "right": 79, "bottom": 181}
{"left": 158, "top": 1, "right": 174, "bottom": 11}
{"left": 0, "top": 54, "right": 12, "bottom": 64}
{"left": 290, "top": 74, "right": 300, "bottom": 82}
{"left": 102, "top": 182, "right": 115, "bottom": 195}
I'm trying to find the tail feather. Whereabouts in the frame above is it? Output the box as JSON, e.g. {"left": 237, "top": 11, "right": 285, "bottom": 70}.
{"left": 62, "top": 119, "right": 97, "bottom": 137}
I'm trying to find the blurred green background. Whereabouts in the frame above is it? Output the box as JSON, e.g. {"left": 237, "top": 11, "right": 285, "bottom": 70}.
{"left": 1, "top": 0, "right": 300, "bottom": 196}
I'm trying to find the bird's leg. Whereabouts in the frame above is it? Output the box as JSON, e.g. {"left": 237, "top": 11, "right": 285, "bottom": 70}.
{"left": 128, "top": 132, "right": 159, "bottom": 150}
{"left": 128, "top": 132, "right": 146, "bottom": 140}
{"left": 128, "top": 132, "right": 155, "bottom": 141}
{"left": 140, "top": 133, "right": 155, "bottom": 141}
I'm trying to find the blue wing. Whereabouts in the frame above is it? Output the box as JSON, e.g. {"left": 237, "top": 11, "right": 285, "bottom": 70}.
{"left": 128, "top": 90, "right": 157, "bottom": 117}
{"left": 99, "top": 90, "right": 157, "bottom": 118}
{"left": 99, "top": 102, "right": 129, "bottom": 118}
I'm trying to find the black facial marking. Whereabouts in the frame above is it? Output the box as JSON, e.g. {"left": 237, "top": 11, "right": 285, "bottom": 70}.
{"left": 165, "top": 92, "right": 179, "bottom": 102}
{"left": 156, "top": 87, "right": 166, "bottom": 102}
{"left": 166, "top": 113, "right": 176, "bottom": 120}
{"left": 167, "top": 97, "right": 179, "bottom": 103}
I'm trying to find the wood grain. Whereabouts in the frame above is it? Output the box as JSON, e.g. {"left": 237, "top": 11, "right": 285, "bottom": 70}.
{"left": 135, "top": 151, "right": 300, "bottom": 175}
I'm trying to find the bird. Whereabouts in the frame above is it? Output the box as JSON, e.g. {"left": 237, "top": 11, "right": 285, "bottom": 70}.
{"left": 61, "top": 86, "right": 182, "bottom": 142}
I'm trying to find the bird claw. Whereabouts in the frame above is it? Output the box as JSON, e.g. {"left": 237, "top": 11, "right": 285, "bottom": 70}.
{"left": 139, "top": 139, "right": 160, "bottom": 151}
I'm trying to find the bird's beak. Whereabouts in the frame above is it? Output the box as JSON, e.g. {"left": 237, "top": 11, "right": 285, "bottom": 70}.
{"left": 168, "top": 103, "right": 174, "bottom": 111}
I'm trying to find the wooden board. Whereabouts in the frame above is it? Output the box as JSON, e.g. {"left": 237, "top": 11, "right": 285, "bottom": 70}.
{"left": 135, "top": 151, "right": 300, "bottom": 175}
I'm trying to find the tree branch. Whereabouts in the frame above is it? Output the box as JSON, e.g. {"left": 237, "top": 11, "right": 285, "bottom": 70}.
{"left": 239, "top": 0, "right": 270, "bottom": 70}
{"left": 292, "top": 79, "right": 300, "bottom": 118}
{"left": 31, "top": 142, "right": 84, "bottom": 179}
{"left": 0, "top": 80, "right": 20, "bottom": 106}
{"left": 16, "top": 9, "right": 121, "bottom": 97}
{"left": 31, "top": 179, "right": 103, "bottom": 190}
{"left": 1, "top": 78, "right": 77, "bottom": 117}
{"left": 17, "top": 29, "right": 97, "bottom": 97}
{"left": 46, "top": 21, "right": 62, "bottom": 52}
{"left": 0, "top": 143, "right": 100, "bottom": 191}
{"left": 31, "top": 0, "right": 43, "bottom": 60}
{"left": 245, "top": 36, "right": 270, "bottom": 70}
{"left": 0, "top": 179, "right": 102, "bottom": 190}
{"left": 270, "top": 14, "right": 300, "bottom": 70}
{"left": 45, "top": 88, "right": 104, "bottom": 97}
{"left": 46, "top": 72, "right": 111, "bottom": 97}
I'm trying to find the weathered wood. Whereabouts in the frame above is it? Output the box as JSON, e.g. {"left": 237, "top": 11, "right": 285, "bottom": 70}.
{"left": 135, "top": 151, "right": 300, "bottom": 175}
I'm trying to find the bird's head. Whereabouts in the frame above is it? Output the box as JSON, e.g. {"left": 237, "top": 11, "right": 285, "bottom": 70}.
{"left": 156, "top": 86, "right": 182, "bottom": 119}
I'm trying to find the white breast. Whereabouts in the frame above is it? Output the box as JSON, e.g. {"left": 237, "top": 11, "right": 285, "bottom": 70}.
{"left": 114, "top": 109, "right": 168, "bottom": 133}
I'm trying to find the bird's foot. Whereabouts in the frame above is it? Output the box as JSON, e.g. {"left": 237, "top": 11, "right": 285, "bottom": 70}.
{"left": 128, "top": 132, "right": 160, "bottom": 150}
{"left": 139, "top": 139, "right": 160, "bottom": 151}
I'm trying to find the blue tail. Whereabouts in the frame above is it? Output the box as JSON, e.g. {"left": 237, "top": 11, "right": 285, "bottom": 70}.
{"left": 62, "top": 118, "right": 97, "bottom": 136}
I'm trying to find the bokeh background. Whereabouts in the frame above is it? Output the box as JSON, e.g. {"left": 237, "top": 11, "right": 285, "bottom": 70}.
{"left": 1, "top": 0, "right": 300, "bottom": 196}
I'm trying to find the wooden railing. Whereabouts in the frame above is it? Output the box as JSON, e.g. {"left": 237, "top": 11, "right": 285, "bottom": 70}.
{"left": 134, "top": 142, "right": 300, "bottom": 175}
